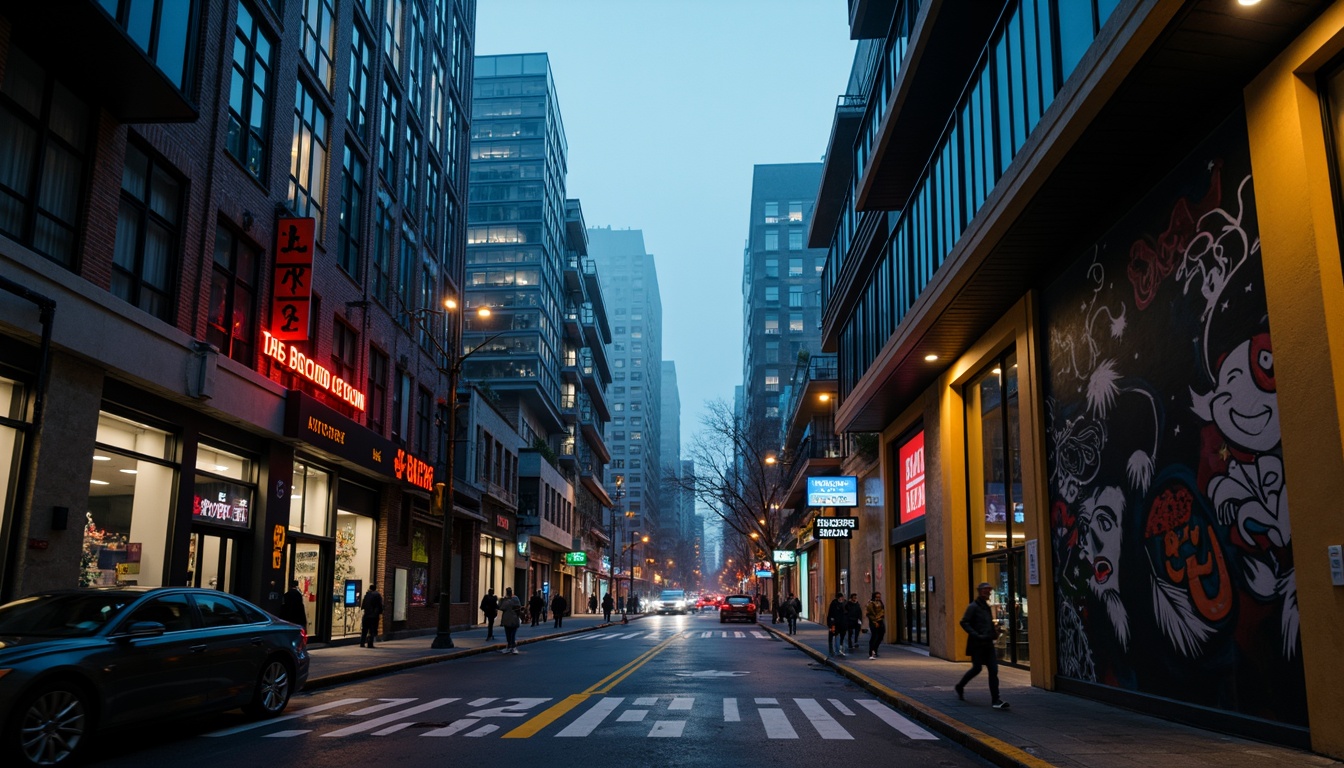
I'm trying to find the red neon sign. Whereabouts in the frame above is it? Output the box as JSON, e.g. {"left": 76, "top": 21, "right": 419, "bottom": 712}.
{"left": 262, "top": 330, "right": 366, "bottom": 411}
{"left": 270, "top": 217, "right": 315, "bottom": 341}
{"left": 899, "top": 431, "right": 926, "bottom": 524}
{"left": 394, "top": 448, "right": 435, "bottom": 491}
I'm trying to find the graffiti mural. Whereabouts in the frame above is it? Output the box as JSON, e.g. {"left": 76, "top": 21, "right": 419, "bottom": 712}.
{"left": 1041, "top": 112, "right": 1305, "bottom": 726}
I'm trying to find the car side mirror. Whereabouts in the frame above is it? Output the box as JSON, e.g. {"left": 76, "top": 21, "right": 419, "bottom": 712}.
{"left": 120, "top": 621, "right": 167, "bottom": 639}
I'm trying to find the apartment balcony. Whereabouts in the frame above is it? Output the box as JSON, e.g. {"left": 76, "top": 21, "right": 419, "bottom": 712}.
{"left": 782, "top": 433, "right": 848, "bottom": 509}
{"left": 782, "top": 354, "right": 840, "bottom": 449}
{"left": 564, "top": 254, "right": 584, "bottom": 293}
{"left": 483, "top": 479, "right": 518, "bottom": 509}
{"left": 4, "top": 1, "right": 199, "bottom": 123}
{"left": 563, "top": 304, "right": 582, "bottom": 337}
{"left": 809, "top": 94, "right": 868, "bottom": 251}
{"left": 848, "top": 0, "right": 898, "bottom": 39}
{"left": 559, "top": 391, "right": 579, "bottom": 423}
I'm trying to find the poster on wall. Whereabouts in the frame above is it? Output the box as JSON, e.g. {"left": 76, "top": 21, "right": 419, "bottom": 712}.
{"left": 410, "top": 565, "right": 428, "bottom": 607}
{"left": 1040, "top": 110, "right": 1305, "bottom": 727}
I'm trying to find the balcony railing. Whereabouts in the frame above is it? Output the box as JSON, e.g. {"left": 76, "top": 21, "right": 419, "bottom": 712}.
{"left": 852, "top": 0, "right": 923, "bottom": 201}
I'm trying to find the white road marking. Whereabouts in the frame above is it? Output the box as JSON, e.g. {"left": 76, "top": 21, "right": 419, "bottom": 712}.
{"left": 204, "top": 698, "right": 369, "bottom": 737}
{"left": 855, "top": 699, "right": 938, "bottom": 740}
{"left": 828, "top": 699, "right": 855, "bottom": 716}
{"left": 723, "top": 698, "right": 740, "bottom": 722}
{"left": 422, "top": 719, "right": 478, "bottom": 737}
{"left": 371, "top": 722, "right": 415, "bottom": 736}
{"left": 734, "top": 631, "right": 745, "bottom": 638}
{"left": 322, "top": 698, "right": 458, "bottom": 737}
{"left": 760, "top": 708, "right": 798, "bottom": 739}
{"left": 633, "top": 697, "right": 659, "bottom": 706}
{"left": 752, "top": 631, "right": 769, "bottom": 639}
{"left": 466, "top": 724, "right": 499, "bottom": 737}
{"left": 617, "top": 710, "right": 648, "bottom": 722}
{"left": 466, "top": 697, "right": 496, "bottom": 707}
{"left": 556, "top": 697, "right": 624, "bottom": 737}
{"left": 263, "top": 730, "right": 310, "bottom": 738}
{"left": 794, "top": 698, "right": 853, "bottom": 740}
{"left": 668, "top": 697, "right": 694, "bottom": 711}
{"left": 700, "top": 631, "right": 712, "bottom": 638}
{"left": 350, "top": 698, "right": 416, "bottom": 716}
{"left": 649, "top": 720, "right": 686, "bottom": 737}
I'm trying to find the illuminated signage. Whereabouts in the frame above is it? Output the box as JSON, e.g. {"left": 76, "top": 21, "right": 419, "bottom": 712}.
{"left": 394, "top": 448, "right": 434, "bottom": 491}
{"left": 564, "top": 551, "right": 588, "bottom": 566}
{"left": 263, "top": 331, "right": 366, "bottom": 411}
{"left": 772, "top": 550, "right": 797, "bottom": 564}
{"left": 815, "top": 516, "right": 857, "bottom": 539}
{"left": 270, "top": 217, "right": 315, "bottom": 341}
{"left": 496, "top": 514, "right": 511, "bottom": 531}
{"left": 285, "top": 391, "right": 431, "bottom": 490}
{"left": 807, "top": 476, "right": 858, "bottom": 507}
{"left": 899, "top": 431, "right": 927, "bottom": 524}
{"left": 193, "top": 479, "right": 252, "bottom": 529}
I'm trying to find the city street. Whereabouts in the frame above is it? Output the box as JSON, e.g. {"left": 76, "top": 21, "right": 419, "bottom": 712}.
{"left": 87, "top": 613, "right": 991, "bottom": 767}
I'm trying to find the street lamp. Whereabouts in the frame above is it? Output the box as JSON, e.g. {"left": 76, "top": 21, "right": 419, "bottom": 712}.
{"left": 607, "top": 476, "right": 625, "bottom": 615}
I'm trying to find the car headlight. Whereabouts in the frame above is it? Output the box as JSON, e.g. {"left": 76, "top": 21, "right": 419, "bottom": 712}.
{"left": 675, "top": 601, "right": 684, "bottom": 608}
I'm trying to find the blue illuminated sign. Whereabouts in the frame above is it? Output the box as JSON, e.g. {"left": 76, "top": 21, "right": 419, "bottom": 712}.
{"left": 807, "top": 476, "right": 858, "bottom": 507}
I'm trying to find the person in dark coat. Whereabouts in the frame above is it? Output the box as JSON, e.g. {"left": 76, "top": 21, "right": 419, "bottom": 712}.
{"left": 359, "top": 583, "right": 383, "bottom": 648}
{"left": 602, "top": 592, "right": 615, "bottom": 622}
{"left": 825, "top": 592, "right": 848, "bottom": 657}
{"left": 280, "top": 580, "right": 306, "bottom": 627}
{"left": 955, "top": 582, "right": 1008, "bottom": 709}
{"left": 498, "top": 587, "right": 522, "bottom": 654}
{"left": 845, "top": 593, "right": 864, "bottom": 651}
{"left": 529, "top": 590, "right": 546, "bottom": 627}
{"left": 588, "top": 594, "right": 598, "bottom": 614}
{"left": 479, "top": 588, "right": 499, "bottom": 640}
{"left": 551, "top": 593, "right": 568, "bottom": 628}
{"left": 780, "top": 592, "right": 800, "bottom": 635}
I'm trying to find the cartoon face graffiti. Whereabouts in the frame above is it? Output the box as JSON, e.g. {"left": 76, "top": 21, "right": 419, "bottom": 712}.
{"left": 1191, "top": 333, "right": 1278, "bottom": 453}
{"left": 1076, "top": 485, "right": 1130, "bottom": 649}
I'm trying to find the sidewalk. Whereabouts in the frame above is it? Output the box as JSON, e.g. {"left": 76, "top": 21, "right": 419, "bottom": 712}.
{"left": 300, "top": 613, "right": 1340, "bottom": 768}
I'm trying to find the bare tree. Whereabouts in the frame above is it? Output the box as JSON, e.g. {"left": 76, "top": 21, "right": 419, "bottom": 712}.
{"left": 669, "top": 399, "right": 788, "bottom": 620}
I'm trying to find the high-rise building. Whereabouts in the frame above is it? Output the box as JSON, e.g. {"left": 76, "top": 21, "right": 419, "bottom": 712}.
{"left": 807, "top": 0, "right": 1344, "bottom": 755}
{"left": 660, "top": 360, "right": 682, "bottom": 537}
{"left": 0, "top": 0, "right": 476, "bottom": 640}
{"left": 588, "top": 226, "right": 663, "bottom": 594}
{"left": 466, "top": 53, "right": 612, "bottom": 611}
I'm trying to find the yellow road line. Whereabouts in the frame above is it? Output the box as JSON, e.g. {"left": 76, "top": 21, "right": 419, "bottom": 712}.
{"left": 502, "top": 631, "right": 683, "bottom": 738}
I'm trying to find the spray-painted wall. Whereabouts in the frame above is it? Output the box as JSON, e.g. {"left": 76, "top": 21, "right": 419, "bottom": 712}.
{"left": 1041, "top": 112, "right": 1305, "bottom": 725}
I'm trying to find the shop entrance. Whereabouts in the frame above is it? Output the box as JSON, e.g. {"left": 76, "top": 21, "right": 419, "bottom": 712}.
{"left": 187, "top": 531, "right": 235, "bottom": 591}
{"left": 283, "top": 538, "right": 327, "bottom": 637}
{"left": 897, "top": 540, "right": 929, "bottom": 645}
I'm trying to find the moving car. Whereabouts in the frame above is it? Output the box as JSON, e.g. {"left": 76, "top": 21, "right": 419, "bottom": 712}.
{"left": 654, "top": 589, "right": 688, "bottom": 615}
{"left": 696, "top": 594, "right": 719, "bottom": 611}
{"left": 0, "top": 587, "right": 310, "bottom": 766}
{"left": 719, "top": 594, "right": 757, "bottom": 623}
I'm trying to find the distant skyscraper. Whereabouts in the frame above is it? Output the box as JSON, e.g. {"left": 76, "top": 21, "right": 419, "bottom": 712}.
{"left": 588, "top": 227, "right": 664, "bottom": 559}
{"left": 660, "top": 361, "right": 682, "bottom": 537}
{"left": 741, "top": 164, "right": 827, "bottom": 436}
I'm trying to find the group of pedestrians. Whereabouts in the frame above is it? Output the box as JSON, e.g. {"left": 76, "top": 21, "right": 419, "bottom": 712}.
{"left": 825, "top": 591, "right": 886, "bottom": 660}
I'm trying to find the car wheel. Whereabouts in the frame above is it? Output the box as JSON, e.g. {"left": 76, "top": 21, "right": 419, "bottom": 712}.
{"left": 244, "top": 657, "right": 294, "bottom": 718}
{"left": 11, "top": 680, "right": 92, "bottom": 767}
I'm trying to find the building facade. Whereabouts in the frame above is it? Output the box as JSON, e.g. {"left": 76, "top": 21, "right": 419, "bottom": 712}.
{"left": 465, "top": 53, "right": 612, "bottom": 615}
{"left": 0, "top": 0, "right": 478, "bottom": 642}
{"left": 808, "top": 0, "right": 1344, "bottom": 757}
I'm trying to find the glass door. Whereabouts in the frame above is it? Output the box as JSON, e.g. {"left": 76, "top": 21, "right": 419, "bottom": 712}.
{"left": 187, "top": 531, "right": 234, "bottom": 591}
{"left": 897, "top": 541, "right": 928, "bottom": 645}
{"left": 284, "top": 539, "right": 325, "bottom": 636}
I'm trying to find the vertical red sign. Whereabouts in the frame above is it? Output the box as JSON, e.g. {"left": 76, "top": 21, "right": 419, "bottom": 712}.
{"left": 271, "top": 217, "right": 315, "bottom": 341}
{"left": 899, "top": 430, "right": 926, "bottom": 524}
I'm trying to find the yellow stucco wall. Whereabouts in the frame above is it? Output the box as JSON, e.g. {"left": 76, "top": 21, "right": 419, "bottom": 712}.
{"left": 1244, "top": 1, "right": 1344, "bottom": 758}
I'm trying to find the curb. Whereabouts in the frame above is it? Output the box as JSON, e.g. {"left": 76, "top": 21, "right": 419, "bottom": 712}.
{"left": 760, "top": 623, "right": 1055, "bottom": 768}
{"left": 304, "top": 615, "right": 648, "bottom": 692}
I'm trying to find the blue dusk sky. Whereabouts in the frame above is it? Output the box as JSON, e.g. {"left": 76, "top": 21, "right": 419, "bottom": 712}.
{"left": 475, "top": 1, "right": 857, "bottom": 452}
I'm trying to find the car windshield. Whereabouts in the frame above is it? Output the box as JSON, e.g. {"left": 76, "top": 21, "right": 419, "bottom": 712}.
{"left": 660, "top": 592, "right": 683, "bottom": 600}
{"left": 0, "top": 593, "right": 138, "bottom": 637}
{"left": 725, "top": 597, "right": 750, "bottom": 606}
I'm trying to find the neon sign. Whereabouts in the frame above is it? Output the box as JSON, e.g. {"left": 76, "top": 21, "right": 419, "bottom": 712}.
{"left": 263, "top": 331, "right": 366, "bottom": 411}
{"left": 394, "top": 448, "right": 434, "bottom": 491}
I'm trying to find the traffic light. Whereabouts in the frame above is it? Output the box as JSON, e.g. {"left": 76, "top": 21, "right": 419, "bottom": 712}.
{"left": 431, "top": 482, "right": 446, "bottom": 516}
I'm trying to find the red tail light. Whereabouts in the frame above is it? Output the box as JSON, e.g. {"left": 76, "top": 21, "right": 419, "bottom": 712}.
{"left": 298, "top": 627, "right": 308, "bottom": 653}
{"left": 747, "top": 604, "right": 755, "bottom": 613}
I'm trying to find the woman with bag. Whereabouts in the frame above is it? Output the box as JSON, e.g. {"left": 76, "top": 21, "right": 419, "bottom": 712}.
{"left": 865, "top": 591, "right": 886, "bottom": 659}
{"left": 498, "top": 587, "right": 523, "bottom": 654}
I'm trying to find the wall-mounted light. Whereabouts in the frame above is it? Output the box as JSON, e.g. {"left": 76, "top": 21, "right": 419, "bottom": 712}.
{"left": 924, "top": 354, "right": 939, "bottom": 362}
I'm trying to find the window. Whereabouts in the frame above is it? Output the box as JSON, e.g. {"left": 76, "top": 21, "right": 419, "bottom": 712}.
{"left": 378, "top": 78, "right": 398, "bottom": 180}
{"left": 763, "top": 316, "right": 779, "bottom": 335}
{"left": 788, "top": 229, "right": 803, "bottom": 250}
{"left": 0, "top": 46, "right": 91, "bottom": 267}
{"left": 347, "top": 22, "right": 372, "bottom": 142}
{"left": 207, "top": 226, "right": 258, "bottom": 365}
{"left": 337, "top": 146, "right": 364, "bottom": 277}
{"left": 373, "top": 195, "right": 393, "bottom": 303}
{"left": 383, "top": 0, "right": 404, "bottom": 73}
{"left": 405, "top": 1, "right": 424, "bottom": 114}
{"left": 764, "top": 201, "right": 779, "bottom": 223}
{"left": 789, "top": 257, "right": 803, "bottom": 277}
{"left": 87, "top": 412, "right": 177, "bottom": 587}
{"left": 332, "top": 317, "right": 358, "bottom": 384}
{"left": 98, "top": 0, "right": 195, "bottom": 89}
{"left": 392, "top": 369, "right": 411, "bottom": 443}
{"left": 764, "top": 230, "right": 778, "bottom": 251}
{"left": 113, "top": 142, "right": 182, "bottom": 321}
{"left": 630, "top": 431, "right": 642, "bottom": 441}
{"left": 301, "top": 0, "right": 337, "bottom": 91}
{"left": 764, "top": 258, "right": 778, "bottom": 278}
{"left": 788, "top": 200, "right": 803, "bottom": 222}
{"left": 788, "top": 285, "right": 804, "bottom": 307}
{"left": 226, "top": 4, "right": 273, "bottom": 180}
{"left": 290, "top": 82, "right": 328, "bottom": 233}
{"left": 403, "top": 124, "right": 420, "bottom": 214}
{"left": 368, "top": 348, "right": 388, "bottom": 434}
{"left": 789, "top": 312, "right": 804, "bottom": 333}
{"left": 765, "top": 340, "right": 779, "bottom": 363}
{"left": 764, "top": 286, "right": 778, "bottom": 304}
{"left": 764, "top": 369, "right": 779, "bottom": 392}
{"left": 416, "top": 386, "right": 433, "bottom": 456}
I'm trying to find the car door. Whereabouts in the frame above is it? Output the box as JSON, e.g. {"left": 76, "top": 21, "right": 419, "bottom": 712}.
{"left": 96, "top": 593, "right": 216, "bottom": 726}
{"left": 190, "top": 592, "right": 271, "bottom": 705}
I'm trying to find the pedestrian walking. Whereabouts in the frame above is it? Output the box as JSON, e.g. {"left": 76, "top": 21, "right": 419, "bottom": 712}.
{"left": 498, "top": 587, "right": 522, "bottom": 654}
{"left": 279, "top": 579, "right": 306, "bottom": 627}
{"left": 359, "top": 583, "right": 383, "bottom": 648}
{"left": 825, "top": 592, "right": 848, "bottom": 657}
{"left": 529, "top": 590, "right": 546, "bottom": 627}
{"left": 551, "top": 592, "right": 568, "bottom": 628}
{"left": 845, "top": 593, "right": 863, "bottom": 651}
{"left": 955, "top": 582, "right": 1009, "bottom": 709}
{"left": 781, "top": 592, "right": 800, "bottom": 635}
{"left": 865, "top": 591, "right": 886, "bottom": 659}
{"left": 602, "top": 592, "right": 614, "bottom": 622}
{"left": 479, "top": 587, "right": 499, "bottom": 640}
{"left": 588, "top": 594, "right": 598, "bottom": 614}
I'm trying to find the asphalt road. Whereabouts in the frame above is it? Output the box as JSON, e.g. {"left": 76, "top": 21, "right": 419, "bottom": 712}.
{"left": 90, "top": 612, "right": 992, "bottom": 767}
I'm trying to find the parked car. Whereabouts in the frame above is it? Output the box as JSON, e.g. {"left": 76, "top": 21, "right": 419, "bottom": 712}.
{"left": 0, "top": 587, "right": 309, "bottom": 766}
{"left": 719, "top": 594, "right": 756, "bottom": 623}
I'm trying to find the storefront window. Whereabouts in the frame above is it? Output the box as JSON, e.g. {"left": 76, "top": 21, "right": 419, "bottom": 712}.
{"left": 290, "top": 460, "right": 332, "bottom": 533}
{"left": 478, "top": 534, "right": 505, "bottom": 619}
{"left": 85, "top": 412, "right": 176, "bottom": 587}
{"left": 0, "top": 376, "right": 25, "bottom": 582}
{"left": 332, "top": 509, "right": 375, "bottom": 637}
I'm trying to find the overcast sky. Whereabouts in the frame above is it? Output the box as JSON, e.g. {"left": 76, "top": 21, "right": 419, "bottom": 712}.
{"left": 475, "top": 1, "right": 857, "bottom": 453}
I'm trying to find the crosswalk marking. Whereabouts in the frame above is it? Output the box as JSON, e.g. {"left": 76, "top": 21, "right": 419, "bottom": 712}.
{"left": 700, "top": 631, "right": 712, "bottom": 638}
{"left": 855, "top": 699, "right": 938, "bottom": 740}
{"left": 760, "top": 707, "right": 798, "bottom": 739}
{"left": 668, "top": 697, "right": 694, "bottom": 711}
{"left": 617, "top": 710, "right": 647, "bottom": 722}
{"left": 204, "top": 698, "right": 368, "bottom": 737}
{"left": 466, "top": 724, "right": 499, "bottom": 737}
{"left": 350, "top": 699, "right": 416, "bottom": 716}
{"left": 557, "top": 629, "right": 769, "bottom": 643}
{"left": 734, "top": 631, "right": 745, "bottom": 638}
{"left": 264, "top": 730, "right": 310, "bottom": 738}
{"left": 423, "top": 719, "right": 478, "bottom": 737}
{"left": 829, "top": 699, "right": 855, "bottom": 716}
{"left": 633, "top": 697, "right": 658, "bottom": 706}
{"left": 724, "top": 698, "right": 740, "bottom": 722}
{"left": 649, "top": 720, "right": 685, "bottom": 737}
{"left": 751, "top": 631, "right": 769, "bottom": 639}
{"left": 556, "top": 696, "right": 623, "bottom": 737}
{"left": 795, "top": 698, "right": 852, "bottom": 740}
{"left": 467, "top": 697, "right": 496, "bottom": 707}
{"left": 322, "top": 698, "right": 457, "bottom": 737}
